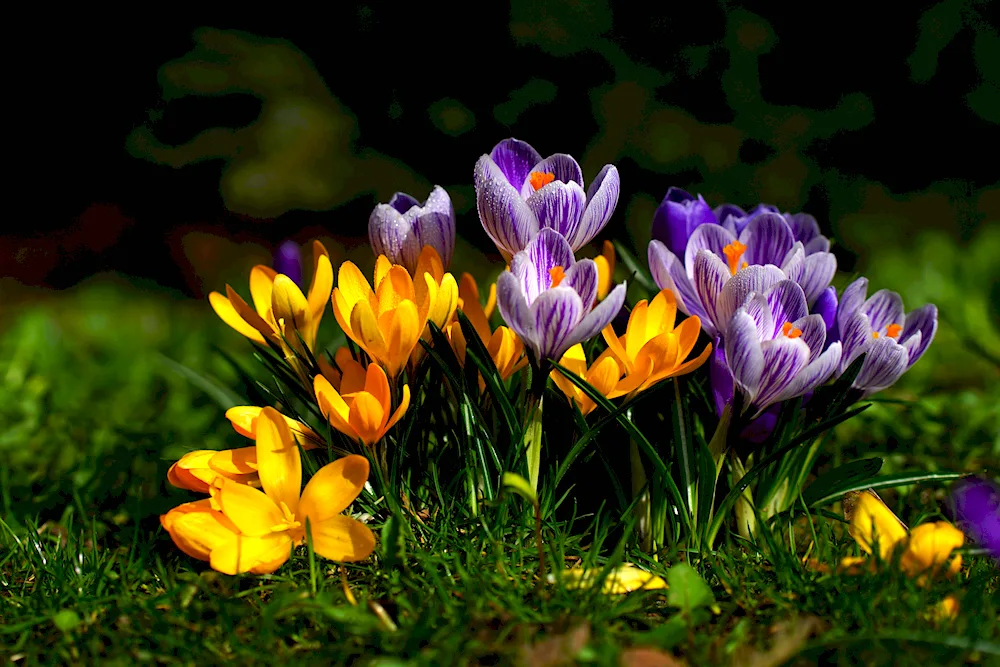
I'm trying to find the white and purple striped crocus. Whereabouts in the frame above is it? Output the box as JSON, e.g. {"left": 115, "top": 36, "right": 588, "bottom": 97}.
{"left": 834, "top": 278, "right": 937, "bottom": 396}
{"left": 474, "top": 138, "right": 620, "bottom": 260}
{"left": 716, "top": 272, "right": 842, "bottom": 418}
{"left": 648, "top": 213, "right": 838, "bottom": 339}
{"left": 496, "top": 228, "right": 626, "bottom": 368}
{"left": 369, "top": 186, "right": 455, "bottom": 273}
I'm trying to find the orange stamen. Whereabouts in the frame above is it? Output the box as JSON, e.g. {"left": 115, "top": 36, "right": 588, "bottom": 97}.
{"left": 723, "top": 240, "right": 748, "bottom": 275}
{"left": 549, "top": 266, "right": 566, "bottom": 287}
{"left": 529, "top": 171, "right": 556, "bottom": 191}
{"left": 886, "top": 323, "right": 902, "bottom": 339}
{"left": 872, "top": 331, "right": 880, "bottom": 339}
{"left": 781, "top": 321, "right": 803, "bottom": 339}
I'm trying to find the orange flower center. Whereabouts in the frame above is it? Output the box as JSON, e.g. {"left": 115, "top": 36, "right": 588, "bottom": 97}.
{"left": 549, "top": 266, "right": 566, "bottom": 287}
{"left": 872, "top": 323, "right": 903, "bottom": 339}
{"left": 529, "top": 171, "right": 556, "bottom": 191}
{"left": 781, "top": 321, "right": 803, "bottom": 339}
{"left": 723, "top": 240, "right": 749, "bottom": 275}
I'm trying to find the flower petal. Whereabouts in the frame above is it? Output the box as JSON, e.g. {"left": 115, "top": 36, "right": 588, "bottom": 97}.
{"left": 210, "top": 533, "right": 292, "bottom": 575}
{"left": 739, "top": 213, "right": 795, "bottom": 266}
{"left": 813, "top": 285, "right": 838, "bottom": 334}
{"left": 848, "top": 491, "right": 908, "bottom": 559}
{"left": 476, "top": 164, "right": 539, "bottom": 258}
{"left": 862, "top": 289, "right": 906, "bottom": 332}
{"left": 526, "top": 181, "right": 587, "bottom": 241}
{"left": 255, "top": 407, "right": 302, "bottom": 516}
{"left": 215, "top": 479, "right": 283, "bottom": 537}
{"left": 496, "top": 271, "right": 534, "bottom": 347}
{"left": 725, "top": 309, "right": 764, "bottom": 404}
{"left": 684, "top": 224, "right": 737, "bottom": 278}
{"left": 692, "top": 249, "right": 731, "bottom": 337}
{"left": 562, "top": 258, "right": 599, "bottom": 311}
{"left": 570, "top": 164, "right": 620, "bottom": 250}
{"left": 855, "top": 337, "right": 909, "bottom": 395}
{"left": 272, "top": 275, "right": 310, "bottom": 347}
{"left": 901, "top": 304, "right": 937, "bottom": 367}
{"left": 249, "top": 266, "right": 278, "bottom": 318}
{"left": 384, "top": 383, "right": 410, "bottom": 433}
{"left": 836, "top": 277, "right": 869, "bottom": 335}
{"left": 570, "top": 282, "right": 627, "bottom": 352}
{"left": 161, "top": 499, "right": 241, "bottom": 562}
{"left": 314, "top": 374, "right": 357, "bottom": 440}
{"left": 209, "top": 292, "right": 268, "bottom": 345}
{"left": 792, "top": 314, "right": 828, "bottom": 361}
{"left": 774, "top": 341, "right": 841, "bottom": 403}
{"left": 299, "top": 455, "right": 370, "bottom": 522}
{"left": 648, "top": 240, "right": 705, "bottom": 321}
{"left": 753, "top": 336, "right": 811, "bottom": 412}
{"left": 348, "top": 392, "right": 386, "bottom": 445}
{"left": 309, "top": 515, "right": 376, "bottom": 563}
{"left": 651, "top": 188, "right": 716, "bottom": 259}
{"left": 521, "top": 153, "right": 585, "bottom": 198}
{"left": 486, "top": 138, "right": 543, "bottom": 191}
{"left": 716, "top": 265, "right": 786, "bottom": 337}
{"left": 530, "top": 286, "right": 584, "bottom": 362}
{"left": 798, "top": 252, "right": 837, "bottom": 306}
{"left": 766, "top": 280, "right": 809, "bottom": 337}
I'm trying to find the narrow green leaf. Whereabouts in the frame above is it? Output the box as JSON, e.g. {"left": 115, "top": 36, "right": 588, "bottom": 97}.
{"left": 799, "top": 457, "right": 884, "bottom": 507}
{"left": 502, "top": 472, "right": 538, "bottom": 505}
{"left": 157, "top": 353, "right": 244, "bottom": 410}
{"left": 613, "top": 240, "right": 657, "bottom": 293}
{"left": 806, "top": 470, "right": 966, "bottom": 508}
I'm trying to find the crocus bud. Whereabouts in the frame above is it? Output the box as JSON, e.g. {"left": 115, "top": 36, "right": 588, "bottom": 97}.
{"left": 369, "top": 186, "right": 455, "bottom": 274}
{"left": 650, "top": 187, "right": 716, "bottom": 259}
{"left": 273, "top": 240, "right": 303, "bottom": 286}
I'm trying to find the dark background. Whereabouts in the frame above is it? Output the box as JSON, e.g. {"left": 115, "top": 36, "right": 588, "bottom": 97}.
{"left": 8, "top": 2, "right": 998, "bottom": 295}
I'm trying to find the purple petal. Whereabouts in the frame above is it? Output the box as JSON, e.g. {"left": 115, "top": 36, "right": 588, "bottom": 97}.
{"left": 520, "top": 153, "right": 584, "bottom": 198}
{"left": 562, "top": 258, "right": 598, "bottom": 311}
{"left": 496, "top": 271, "right": 534, "bottom": 345}
{"left": 652, "top": 189, "right": 717, "bottom": 259}
{"left": 901, "top": 304, "right": 937, "bottom": 366}
{"left": 713, "top": 203, "right": 746, "bottom": 234}
{"left": 780, "top": 243, "right": 806, "bottom": 284}
{"left": 742, "top": 293, "right": 774, "bottom": 341}
{"left": 369, "top": 204, "right": 416, "bottom": 270}
{"left": 685, "top": 224, "right": 737, "bottom": 278}
{"left": 488, "top": 138, "right": 542, "bottom": 190}
{"left": 862, "top": 289, "right": 906, "bottom": 332}
{"left": 753, "top": 336, "right": 811, "bottom": 412}
{"left": 709, "top": 338, "right": 733, "bottom": 417}
{"left": 475, "top": 165, "right": 539, "bottom": 258}
{"left": 717, "top": 264, "right": 786, "bottom": 335}
{"left": 837, "top": 277, "right": 869, "bottom": 336}
{"left": 570, "top": 164, "right": 620, "bottom": 250}
{"left": 526, "top": 181, "right": 587, "bottom": 241}
{"left": 797, "top": 252, "right": 836, "bottom": 306}
{"left": 530, "top": 287, "right": 585, "bottom": 362}
{"left": 527, "top": 228, "right": 575, "bottom": 275}
{"left": 813, "top": 285, "right": 839, "bottom": 336}
{"left": 739, "top": 213, "right": 795, "bottom": 266}
{"left": 785, "top": 212, "right": 821, "bottom": 245}
{"left": 804, "top": 236, "right": 831, "bottom": 254}
{"left": 837, "top": 312, "right": 873, "bottom": 374}
{"left": 648, "top": 240, "right": 706, "bottom": 322}
{"left": 412, "top": 211, "right": 455, "bottom": 270}
{"left": 693, "top": 250, "right": 732, "bottom": 338}
{"left": 776, "top": 341, "right": 842, "bottom": 403}
{"left": 855, "top": 337, "right": 909, "bottom": 395}
{"left": 792, "top": 314, "right": 827, "bottom": 362}
{"left": 570, "top": 282, "right": 627, "bottom": 349}
{"left": 725, "top": 308, "right": 765, "bottom": 404}
{"left": 766, "top": 280, "right": 809, "bottom": 336}
{"left": 388, "top": 192, "right": 420, "bottom": 214}
{"left": 902, "top": 331, "right": 923, "bottom": 367}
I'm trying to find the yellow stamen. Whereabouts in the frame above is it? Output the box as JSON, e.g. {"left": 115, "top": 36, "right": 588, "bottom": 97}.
{"left": 781, "top": 321, "right": 803, "bottom": 339}
{"left": 723, "top": 240, "right": 748, "bottom": 275}
{"left": 270, "top": 501, "right": 301, "bottom": 532}
{"left": 886, "top": 323, "right": 902, "bottom": 339}
{"left": 529, "top": 171, "right": 556, "bottom": 191}
{"left": 872, "top": 331, "right": 879, "bottom": 339}
{"left": 549, "top": 266, "right": 566, "bottom": 287}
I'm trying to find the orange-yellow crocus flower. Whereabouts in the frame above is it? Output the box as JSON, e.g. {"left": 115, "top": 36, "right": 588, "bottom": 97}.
{"left": 314, "top": 355, "right": 410, "bottom": 446}
{"left": 602, "top": 289, "right": 712, "bottom": 396}
{"left": 594, "top": 240, "right": 616, "bottom": 302}
{"left": 550, "top": 344, "right": 623, "bottom": 416}
{"left": 447, "top": 273, "right": 527, "bottom": 387}
{"left": 161, "top": 408, "right": 375, "bottom": 575}
{"left": 332, "top": 246, "right": 458, "bottom": 378}
{"left": 209, "top": 241, "right": 333, "bottom": 354}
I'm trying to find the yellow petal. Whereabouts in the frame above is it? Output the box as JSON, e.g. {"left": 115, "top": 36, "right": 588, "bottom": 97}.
{"left": 362, "top": 363, "right": 391, "bottom": 421}
{"left": 254, "top": 408, "right": 303, "bottom": 515}
{"left": 670, "top": 339, "right": 713, "bottom": 378}
{"left": 428, "top": 273, "right": 459, "bottom": 329}
{"left": 383, "top": 384, "right": 410, "bottom": 434}
{"left": 459, "top": 273, "right": 492, "bottom": 342}
{"left": 215, "top": 478, "right": 284, "bottom": 537}
{"left": 308, "top": 515, "right": 376, "bottom": 563}
{"left": 249, "top": 266, "right": 278, "bottom": 318}
{"left": 209, "top": 291, "right": 267, "bottom": 345}
{"left": 595, "top": 240, "right": 616, "bottom": 301}
{"left": 299, "top": 455, "right": 370, "bottom": 523}
{"left": 210, "top": 533, "right": 292, "bottom": 575}
{"left": 673, "top": 314, "right": 702, "bottom": 360}
{"left": 349, "top": 392, "right": 386, "bottom": 446}
{"left": 587, "top": 356, "right": 623, "bottom": 399}
{"left": 314, "top": 374, "right": 357, "bottom": 440}
{"left": 376, "top": 265, "right": 416, "bottom": 317}
{"left": 307, "top": 242, "right": 333, "bottom": 319}
{"left": 847, "top": 491, "right": 909, "bottom": 559}
{"left": 338, "top": 353, "right": 369, "bottom": 396}
{"left": 648, "top": 289, "right": 677, "bottom": 334}
{"left": 337, "top": 261, "right": 375, "bottom": 311}
{"left": 562, "top": 564, "right": 667, "bottom": 594}
{"left": 484, "top": 282, "right": 497, "bottom": 319}
{"left": 209, "top": 446, "right": 258, "bottom": 476}
{"left": 624, "top": 299, "right": 650, "bottom": 361}
{"left": 168, "top": 450, "right": 218, "bottom": 493}
{"left": 414, "top": 272, "right": 438, "bottom": 326}
{"left": 226, "top": 285, "right": 277, "bottom": 342}
{"left": 272, "top": 275, "right": 311, "bottom": 349}
{"left": 382, "top": 299, "right": 421, "bottom": 378}
{"left": 415, "top": 245, "right": 445, "bottom": 283}
{"left": 374, "top": 255, "right": 393, "bottom": 288}
{"left": 161, "top": 499, "right": 240, "bottom": 562}
{"left": 901, "top": 522, "right": 965, "bottom": 577}
{"left": 318, "top": 354, "right": 343, "bottom": 388}
{"left": 350, "top": 298, "right": 389, "bottom": 363}
{"left": 224, "top": 406, "right": 322, "bottom": 450}
{"left": 602, "top": 324, "right": 632, "bottom": 374}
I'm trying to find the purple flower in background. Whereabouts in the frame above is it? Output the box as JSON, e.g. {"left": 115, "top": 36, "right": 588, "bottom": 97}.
{"left": 369, "top": 186, "right": 455, "bottom": 273}
{"left": 274, "top": 240, "right": 303, "bottom": 286}
{"left": 648, "top": 213, "right": 838, "bottom": 338}
{"left": 717, "top": 275, "right": 842, "bottom": 417}
{"left": 835, "top": 278, "right": 937, "bottom": 396}
{"left": 650, "top": 187, "right": 717, "bottom": 259}
{"left": 953, "top": 477, "right": 1000, "bottom": 561}
{"left": 474, "top": 138, "right": 620, "bottom": 260}
{"left": 496, "top": 228, "right": 626, "bottom": 367}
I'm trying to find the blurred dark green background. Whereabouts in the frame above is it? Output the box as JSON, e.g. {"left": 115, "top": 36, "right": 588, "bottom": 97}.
{"left": 0, "top": 4, "right": 996, "bottom": 524}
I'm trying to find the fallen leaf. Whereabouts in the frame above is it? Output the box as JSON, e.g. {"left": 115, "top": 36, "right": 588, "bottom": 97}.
{"left": 620, "top": 647, "right": 686, "bottom": 667}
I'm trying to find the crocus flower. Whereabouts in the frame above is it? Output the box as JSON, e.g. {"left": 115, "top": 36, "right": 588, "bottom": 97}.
{"left": 550, "top": 344, "right": 623, "bottom": 416}
{"left": 559, "top": 563, "right": 667, "bottom": 594}
{"left": 650, "top": 187, "right": 717, "bottom": 260}
{"left": 161, "top": 408, "right": 375, "bottom": 575}
{"left": 313, "top": 355, "right": 410, "bottom": 446}
{"left": 497, "top": 229, "right": 626, "bottom": 368}
{"left": 332, "top": 246, "right": 458, "bottom": 378}
{"left": 952, "top": 477, "right": 1000, "bottom": 561}
{"left": 369, "top": 186, "right": 455, "bottom": 274}
{"left": 210, "top": 241, "right": 333, "bottom": 354}
{"left": 715, "top": 204, "right": 831, "bottom": 255}
{"left": 594, "top": 240, "right": 616, "bottom": 302}
{"left": 648, "top": 214, "right": 837, "bottom": 339}
{"left": 474, "top": 138, "right": 620, "bottom": 260}
{"left": 718, "top": 275, "right": 842, "bottom": 417}
{"left": 834, "top": 278, "right": 937, "bottom": 396}
{"left": 446, "top": 273, "right": 526, "bottom": 388}
{"left": 273, "top": 240, "right": 303, "bottom": 287}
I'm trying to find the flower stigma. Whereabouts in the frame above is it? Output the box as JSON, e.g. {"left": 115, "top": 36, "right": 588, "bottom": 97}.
{"left": 723, "top": 240, "right": 749, "bottom": 275}
{"left": 549, "top": 266, "right": 566, "bottom": 287}
{"left": 781, "top": 321, "right": 803, "bottom": 339}
{"left": 529, "top": 172, "right": 556, "bottom": 191}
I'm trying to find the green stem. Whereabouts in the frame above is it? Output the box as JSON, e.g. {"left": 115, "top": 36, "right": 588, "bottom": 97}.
{"left": 729, "top": 451, "right": 757, "bottom": 540}
{"left": 523, "top": 366, "right": 548, "bottom": 494}
{"left": 629, "top": 438, "right": 651, "bottom": 551}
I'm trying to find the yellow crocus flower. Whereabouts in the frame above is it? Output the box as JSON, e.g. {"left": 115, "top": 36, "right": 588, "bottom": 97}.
{"left": 313, "top": 355, "right": 410, "bottom": 446}
{"left": 447, "top": 273, "right": 526, "bottom": 388}
{"left": 332, "top": 246, "right": 458, "bottom": 378}
{"left": 161, "top": 408, "right": 375, "bottom": 575}
{"left": 209, "top": 241, "right": 333, "bottom": 354}
{"left": 594, "top": 240, "right": 616, "bottom": 302}
{"left": 559, "top": 563, "right": 667, "bottom": 594}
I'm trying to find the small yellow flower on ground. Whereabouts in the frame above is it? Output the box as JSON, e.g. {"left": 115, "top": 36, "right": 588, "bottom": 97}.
{"left": 560, "top": 563, "right": 667, "bottom": 594}
{"left": 314, "top": 354, "right": 410, "bottom": 446}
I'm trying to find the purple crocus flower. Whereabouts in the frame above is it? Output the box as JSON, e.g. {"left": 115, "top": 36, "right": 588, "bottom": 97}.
{"left": 369, "top": 185, "right": 455, "bottom": 273}
{"left": 496, "top": 228, "right": 626, "bottom": 367}
{"left": 834, "top": 278, "right": 937, "bottom": 396}
{"left": 474, "top": 138, "right": 620, "bottom": 260}
{"left": 650, "top": 187, "right": 717, "bottom": 259}
{"left": 274, "top": 240, "right": 303, "bottom": 286}
{"left": 953, "top": 477, "right": 1000, "bottom": 561}
{"left": 715, "top": 204, "right": 831, "bottom": 255}
{"left": 648, "top": 213, "right": 837, "bottom": 339}
{"left": 716, "top": 274, "right": 842, "bottom": 417}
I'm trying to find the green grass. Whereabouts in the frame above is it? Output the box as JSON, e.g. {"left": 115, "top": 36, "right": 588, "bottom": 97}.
{"left": 1, "top": 273, "right": 998, "bottom": 665}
